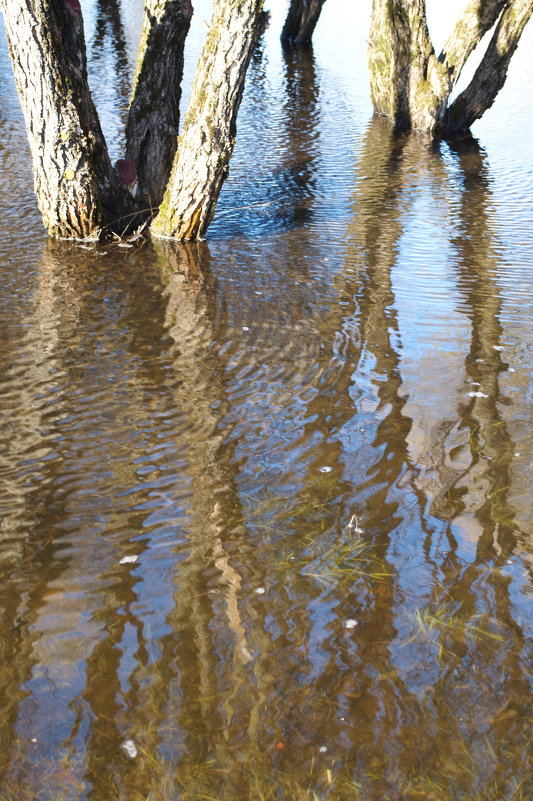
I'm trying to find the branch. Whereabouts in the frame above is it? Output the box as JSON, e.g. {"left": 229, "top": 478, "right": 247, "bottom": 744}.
{"left": 126, "top": 0, "right": 193, "bottom": 207}
{"left": 440, "top": 0, "right": 507, "bottom": 89}
{"left": 151, "top": 0, "right": 265, "bottom": 240}
{"left": 447, "top": 0, "right": 533, "bottom": 131}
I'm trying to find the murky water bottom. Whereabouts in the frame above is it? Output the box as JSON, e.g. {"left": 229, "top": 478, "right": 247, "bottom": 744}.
{"left": 1, "top": 2, "right": 532, "bottom": 800}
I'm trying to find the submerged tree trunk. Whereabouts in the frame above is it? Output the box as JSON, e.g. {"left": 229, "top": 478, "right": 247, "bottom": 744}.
{"left": 0, "top": 0, "right": 130, "bottom": 238}
{"left": 151, "top": 0, "right": 264, "bottom": 240}
{"left": 368, "top": 0, "right": 442, "bottom": 131}
{"left": 281, "top": 0, "right": 327, "bottom": 45}
{"left": 125, "top": 0, "right": 193, "bottom": 209}
{"left": 368, "top": 0, "right": 532, "bottom": 135}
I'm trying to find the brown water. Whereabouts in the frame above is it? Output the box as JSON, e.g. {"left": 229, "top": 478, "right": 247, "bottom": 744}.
{"left": 0, "top": 2, "right": 532, "bottom": 800}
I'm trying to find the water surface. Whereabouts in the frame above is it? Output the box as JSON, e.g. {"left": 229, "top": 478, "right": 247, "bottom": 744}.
{"left": 0, "top": 2, "right": 532, "bottom": 800}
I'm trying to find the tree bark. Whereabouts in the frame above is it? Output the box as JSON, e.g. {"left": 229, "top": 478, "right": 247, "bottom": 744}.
{"left": 125, "top": 0, "right": 193, "bottom": 209}
{"left": 151, "top": 0, "right": 264, "bottom": 240}
{"left": 368, "top": 0, "right": 445, "bottom": 132}
{"left": 439, "top": 0, "right": 507, "bottom": 87}
{"left": 0, "top": 0, "right": 130, "bottom": 239}
{"left": 368, "top": 0, "right": 532, "bottom": 135}
{"left": 447, "top": 0, "right": 533, "bottom": 131}
{"left": 281, "top": 0, "right": 327, "bottom": 45}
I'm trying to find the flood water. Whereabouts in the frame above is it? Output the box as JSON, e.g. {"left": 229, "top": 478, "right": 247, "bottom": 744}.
{"left": 0, "top": 2, "right": 532, "bottom": 800}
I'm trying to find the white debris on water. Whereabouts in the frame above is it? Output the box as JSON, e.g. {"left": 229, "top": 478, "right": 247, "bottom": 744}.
{"left": 242, "top": 326, "right": 250, "bottom": 331}
{"left": 319, "top": 746, "right": 328, "bottom": 753}
{"left": 468, "top": 391, "right": 489, "bottom": 398}
{"left": 319, "top": 466, "right": 332, "bottom": 473}
{"left": 344, "top": 619, "right": 358, "bottom": 630}
{"left": 347, "top": 514, "right": 364, "bottom": 534}
{"left": 493, "top": 345, "right": 504, "bottom": 351}
{"left": 119, "top": 555, "right": 138, "bottom": 564}
{"left": 255, "top": 587, "right": 266, "bottom": 595}
{"left": 121, "top": 739, "right": 138, "bottom": 759}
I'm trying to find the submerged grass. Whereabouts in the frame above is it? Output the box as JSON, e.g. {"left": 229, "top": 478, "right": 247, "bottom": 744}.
{"left": 408, "top": 605, "right": 507, "bottom": 645}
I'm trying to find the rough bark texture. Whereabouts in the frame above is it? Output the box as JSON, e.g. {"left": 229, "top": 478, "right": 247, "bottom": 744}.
{"left": 447, "top": 0, "right": 533, "bottom": 130}
{"left": 368, "top": 0, "right": 445, "bottom": 131}
{"left": 281, "top": 0, "right": 327, "bottom": 45}
{"left": 151, "top": 0, "right": 264, "bottom": 240}
{"left": 368, "top": 0, "right": 532, "bottom": 135}
{"left": 0, "top": 0, "right": 129, "bottom": 238}
{"left": 125, "top": 0, "right": 193, "bottom": 208}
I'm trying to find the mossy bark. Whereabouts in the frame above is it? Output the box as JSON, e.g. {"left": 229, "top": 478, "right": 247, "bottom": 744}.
{"left": 281, "top": 0, "right": 327, "bottom": 45}
{"left": 0, "top": 0, "right": 131, "bottom": 239}
{"left": 151, "top": 0, "right": 264, "bottom": 240}
{"left": 125, "top": 0, "right": 193, "bottom": 209}
{"left": 368, "top": 0, "right": 531, "bottom": 135}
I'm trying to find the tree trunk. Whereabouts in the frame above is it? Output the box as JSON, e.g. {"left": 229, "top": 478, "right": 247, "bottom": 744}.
{"left": 0, "top": 0, "right": 130, "bottom": 239}
{"left": 151, "top": 0, "right": 264, "bottom": 240}
{"left": 368, "top": 0, "right": 445, "bottom": 131}
{"left": 447, "top": 0, "right": 533, "bottom": 131}
{"left": 281, "top": 0, "right": 327, "bottom": 45}
{"left": 125, "top": 0, "right": 193, "bottom": 209}
{"left": 367, "top": 0, "right": 532, "bottom": 135}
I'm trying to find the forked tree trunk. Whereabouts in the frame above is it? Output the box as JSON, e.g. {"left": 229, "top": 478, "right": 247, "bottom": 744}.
{"left": 281, "top": 0, "right": 327, "bottom": 45}
{"left": 447, "top": 0, "right": 533, "bottom": 130}
{"left": 0, "top": 0, "right": 131, "bottom": 238}
{"left": 368, "top": 0, "right": 532, "bottom": 135}
{"left": 125, "top": 0, "right": 193, "bottom": 208}
{"left": 151, "top": 0, "right": 265, "bottom": 240}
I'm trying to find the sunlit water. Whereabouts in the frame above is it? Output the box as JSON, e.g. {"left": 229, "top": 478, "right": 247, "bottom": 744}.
{"left": 0, "top": 2, "right": 532, "bottom": 800}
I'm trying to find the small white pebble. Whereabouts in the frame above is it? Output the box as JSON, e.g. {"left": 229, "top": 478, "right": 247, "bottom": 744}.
{"left": 319, "top": 746, "right": 328, "bottom": 753}
{"left": 339, "top": 717, "right": 345, "bottom": 721}
{"left": 121, "top": 739, "right": 138, "bottom": 759}
{"left": 468, "top": 391, "right": 489, "bottom": 398}
{"left": 242, "top": 326, "right": 250, "bottom": 331}
{"left": 255, "top": 587, "right": 266, "bottom": 595}
{"left": 344, "top": 619, "right": 358, "bottom": 630}
{"left": 119, "top": 555, "right": 138, "bottom": 565}
{"left": 319, "top": 466, "right": 332, "bottom": 473}
{"left": 30, "top": 738, "right": 37, "bottom": 743}
{"left": 515, "top": 452, "right": 521, "bottom": 457}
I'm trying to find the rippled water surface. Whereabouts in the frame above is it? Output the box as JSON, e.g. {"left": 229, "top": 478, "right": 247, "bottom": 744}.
{"left": 0, "top": 2, "right": 532, "bottom": 800}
